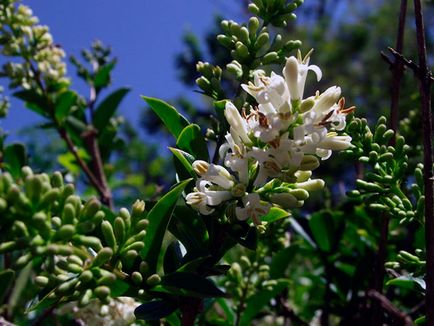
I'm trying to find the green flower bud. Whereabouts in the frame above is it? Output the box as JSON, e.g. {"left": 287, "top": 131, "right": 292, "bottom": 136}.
{"left": 62, "top": 203, "right": 76, "bottom": 224}
{"left": 62, "top": 184, "right": 75, "bottom": 200}
{"left": 66, "top": 263, "right": 83, "bottom": 274}
{"left": 72, "top": 235, "right": 103, "bottom": 252}
{"left": 51, "top": 171, "right": 64, "bottom": 188}
{"left": 240, "top": 256, "right": 251, "bottom": 268}
{"left": 146, "top": 274, "right": 161, "bottom": 286}
{"left": 235, "top": 42, "right": 249, "bottom": 59}
{"left": 0, "top": 198, "right": 7, "bottom": 212}
{"left": 0, "top": 241, "right": 16, "bottom": 253}
{"left": 67, "top": 255, "right": 84, "bottom": 266}
{"left": 122, "top": 241, "right": 145, "bottom": 253}
{"left": 248, "top": 17, "right": 260, "bottom": 36}
{"left": 56, "top": 278, "right": 78, "bottom": 295}
{"left": 248, "top": 3, "right": 260, "bottom": 15}
{"left": 21, "top": 166, "right": 33, "bottom": 179}
{"left": 239, "top": 26, "right": 250, "bottom": 44}
{"left": 39, "top": 188, "right": 60, "bottom": 210}
{"left": 217, "top": 34, "right": 234, "bottom": 48}
{"left": 92, "top": 210, "right": 105, "bottom": 225}
{"left": 140, "top": 261, "right": 150, "bottom": 277}
{"left": 254, "top": 31, "right": 269, "bottom": 50}
{"left": 114, "top": 216, "right": 126, "bottom": 245}
{"left": 262, "top": 51, "right": 279, "bottom": 64}
{"left": 53, "top": 224, "right": 76, "bottom": 242}
{"left": 47, "top": 244, "right": 73, "bottom": 256}
{"left": 80, "top": 197, "right": 100, "bottom": 221}
{"left": 132, "top": 271, "right": 143, "bottom": 285}
{"left": 196, "top": 76, "right": 212, "bottom": 93}
{"left": 94, "top": 285, "right": 111, "bottom": 300}
{"left": 92, "top": 247, "right": 113, "bottom": 267}
{"left": 76, "top": 221, "right": 96, "bottom": 234}
{"left": 227, "top": 61, "right": 243, "bottom": 78}
{"left": 97, "top": 272, "right": 116, "bottom": 285}
{"left": 101, "top": 220, "right": 117, "bottom": 251}
{"left": 12, "top": 220, "right": 29, "bottom": 237}
{"left": 35, "top": 275, "right": 49, "bottom": 287}
{"left": 79, "top": 289, "right": 93, "bottom": 307}
{"left": 122, "top": 250, "right": 138, "bottom": 269}
{"left": 79, "top": 270, "right": 94, "bottom": 283}
{"left": 132, "top": 200, "right": 146, "bottom": 218}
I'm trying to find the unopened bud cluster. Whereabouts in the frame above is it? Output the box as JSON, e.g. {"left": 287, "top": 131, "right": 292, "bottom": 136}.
{"left": 345, "top": 116, "right": 424, "bottom": 224}
{"left": 0, "top": 167, "right": 157, "bottom": 307}
{"left": 187, "top": 51, "right": 353, "bottom": 227}
{"left": 0, "top": 1, "right": 69, "bottom": 90}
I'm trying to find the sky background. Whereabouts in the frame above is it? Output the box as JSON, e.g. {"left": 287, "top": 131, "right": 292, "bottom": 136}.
{"left": 1, "top": 0, "right": 243, "bottom": 136}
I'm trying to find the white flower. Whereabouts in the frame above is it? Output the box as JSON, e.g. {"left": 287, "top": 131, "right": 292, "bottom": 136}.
{"left": 224, "top": 102, "right": 251, "bottom": 145}
{"left": 186, "top": 192, "right": 214, "bottom": 215}
{"left": 219, "top": 132, "right": 249, "bottom": 185}
{"left": 283, "top": 50, "right": 322, "bottom": 101}
{"left": 318, "top": 132, "right": 352, "bottom": 151}
{"left": 235, "top": 193, "right": 271, "bottom": 225}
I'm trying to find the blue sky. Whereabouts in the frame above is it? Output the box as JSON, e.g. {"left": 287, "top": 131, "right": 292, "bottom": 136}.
{"left": 2, "top": 0, "right": 243, "bottom": 135}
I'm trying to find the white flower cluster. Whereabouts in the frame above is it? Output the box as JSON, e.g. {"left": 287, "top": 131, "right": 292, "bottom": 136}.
{"left": 0, "top": 2, "right": 69, "bottom": 89}
{"left": 186, "top": 51, "right": 354, "bottom": 226}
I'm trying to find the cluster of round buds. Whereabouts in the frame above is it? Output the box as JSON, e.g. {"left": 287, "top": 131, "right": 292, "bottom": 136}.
{"left": 0, "top": 1, "right": 69, "bottom": 90}
{"left": 186, "top": 50, "right": 354, "bottom": 227}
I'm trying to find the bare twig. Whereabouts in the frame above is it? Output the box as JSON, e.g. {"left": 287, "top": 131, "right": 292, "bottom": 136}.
{"left": 82, "top": 128, "right": 113, "bottom": 208}
{"left": 371, "top": 2, "right": 408, "bottom": 325}
{"left": 412, "top": 1, "right": 434, "bottom": 325}
{"left": 367, "top": 290, "right": 413, "bottom": 326}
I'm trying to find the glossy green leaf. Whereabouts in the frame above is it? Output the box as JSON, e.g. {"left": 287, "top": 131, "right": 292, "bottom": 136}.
{"left": 176, "top": 124, "right": 209, "bottom": 161}
{"left": 261, "top": 207, "right": 290, "bottom": 223}
{"left": 93, "top": 87, "right": 130, "bottom": 130}
{"left": 239, "top": 279, "right": 290, "bottom": 325}
{"left": 142, "top": 179, "right": 192, "bottom": 273}
{"left": 161, "top": 272, "right": 226, "bottom": 298}
{"left": 26, "top": 288, "right": 59, "bottom": 313}
{"left": 289, "top": 218, "right": 316, "bottom": 249}
{"left": 55, "top": 90, "right": 78, "bottom": 123}
{"left": 308, "top": 212, "right": 335, "bottom": 252}
{"left": 110, "top": 278, "right": 130, "bottom": 297}
{"left": 13, "top": 90, "right": 49, "bottom": 117}
{"left": 134, "top": 300, "right": 178, "bottom": 321}
{"left": 164, "top": 241, "right": 183, "bottom": 274}
{"left": 0, "top": 269, "right": 14, "bottom": 304}
{"left": 4, "top": 143, "right": 27, "bottom": 179}
{"left": 170, "top": 205, "right": 209, "bottom": 257}
{"left": 270, "top": 246, "right": 296, "bottom": 279}
{"left": 169, "top": 147, "right": 196, "bottom": 180}
{"left": 142, "top": 96, "right": 189, "bottom": 138}
{"left": 94, "top": 61, "right": 116, "bottom": 89}
{"left": 9, "top": 262, "right": 33, "bottom": 315}
{"left": 386, "top": 276, "right": 426, "bottom": 292}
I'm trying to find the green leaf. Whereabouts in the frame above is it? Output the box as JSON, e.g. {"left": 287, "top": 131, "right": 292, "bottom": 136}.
{"left": 161, "top": 272, "right": 226, "bottom": 298}
{"left": 176, "top": 124, "right": 209, "bottom": 161}
{"left": 237, "top": 226, "right": 257, "bottom": 250}
{"left": 13, "top": 90, "right": 49, "bottom": 117}
{"left": 134, "top": 300, "right": 178, "bottom": 321}
{"left": 239, "top": 279, "right": 290, "bottom": 325}
{"left": 9, "top": 262, "right": 33, "bottom": 315}
{"left": 0, "top": 269, "right": 14, "bottom": 304}
{"left": 215, "top": 297, "right": 235, "bottom": 325}
{"left": 169, "top": 147, "right": 196, "bottom": 180}
{"left": 4, "top": 143, "right": 27, "bottom": 179}
{"left": 57, "top": 149, "right": 89, "bottom": 174}
{"left": 142, "top": 96, "right": 189, "bottom": 138}
{"left": 94, "top": 61, "right": 116, "bottom": 89}
{"left": 93, "top": 87, "right": 130, "bottom": 130}
{"left": 164, "top": 241, "right": 183, "bottom": 274}
{"left": 289, "top": 218, "right": 316, "bottom": 249}
{"left": 26, "top": 288, "right": 60, "bottom": 313}
{"left": 308, "top": 212, "right": 335, "bottom": 252}
{"left": 142, "top": 179, "right": 192, "bottom": 273}
{"left": 270, "top": 246, "right": 296, "bottom": 279}
{"left": 386, "top": 276, "right": 426, "bottom": 292}
{"left": 110, "top": 279, "right": 130, "bottom": 297}
{"left": 170, "top": 205, "right": 209, "bottom": 257}
{"left": 261, "top": 207, "right": 289, "bottom": 223}
{"left": 55, "top": 91, "right": 78, "bottom": 123}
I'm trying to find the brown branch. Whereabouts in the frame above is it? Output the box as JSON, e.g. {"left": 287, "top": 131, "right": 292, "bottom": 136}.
{"left": 412, "top": 1, "right": 434, "bottom": 325}
{"left": 371, "top": 2, "right": 408, "bottom": 325}
{"left": 367, "top": 290, "right": 414, "bottom": 326}
{"left": 82, "top": 128, "right": 113, "bottom": 208}
{"left": 58, "top": 128, "right": 107, "bottom": 201}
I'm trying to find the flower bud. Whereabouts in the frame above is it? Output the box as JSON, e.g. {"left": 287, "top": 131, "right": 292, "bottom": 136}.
{"left": 295, "top": 179, "right": 325, "bottom": 191}
{"left": 132, "top": 200, "right": 146, "bottom": 217}
{"left": 35, "top": 276, "right": 49, "bottom": 287}
{"left": 146, "top": 274, "right": 161, "bottom": 286}
{"left": 92, "top": 247, "right": 113, "bottom": 267}
{"left": 132, "top": 271, "right": 143, "bottom": 285}
{"left": 299, "top": 155, "right": 319, "bottom": 171}
{"left": 192, "top": 160, "right": 209, "bottom": 176}
{"left": 101, "top": 220, "right": 117, "bottom": 251}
